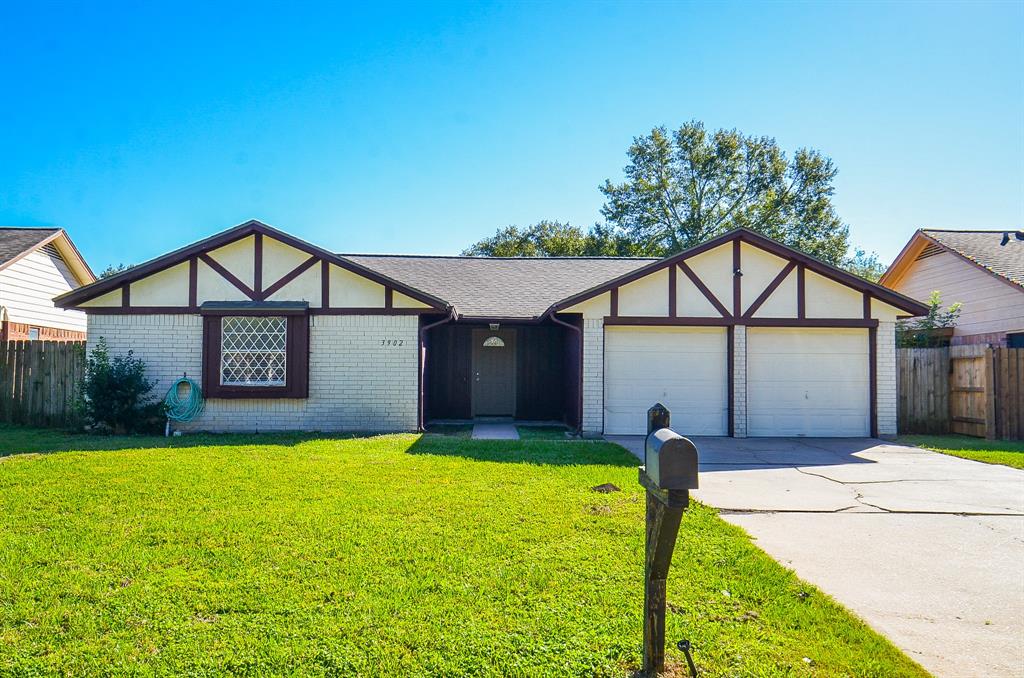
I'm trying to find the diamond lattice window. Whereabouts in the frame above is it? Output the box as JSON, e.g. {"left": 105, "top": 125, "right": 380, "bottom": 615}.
{"left": 220, "top": 316, "right": 287, "bottom": 386}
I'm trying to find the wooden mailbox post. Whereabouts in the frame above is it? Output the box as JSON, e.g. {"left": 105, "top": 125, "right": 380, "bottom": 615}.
{"left": 639, "top": 403, "right": 699, "bottom": 675}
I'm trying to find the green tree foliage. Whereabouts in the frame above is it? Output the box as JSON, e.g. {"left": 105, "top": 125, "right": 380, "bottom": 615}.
{"left": 461, "top": 221, "right": 639, "bottom": 257}
{"left": 599, "top": 121, "right": 849, "bottom": 263}
{"left": 78, "top": 338, "right": 162, "bottom": 433}
{"left": 99, "top": 263, "right": 133, "bottom": 279}
{"left": 896, "top": 291, "right": 962, "bottom": 347}
{"left": 842, "top": 248, "right": 887, "bottom": 282}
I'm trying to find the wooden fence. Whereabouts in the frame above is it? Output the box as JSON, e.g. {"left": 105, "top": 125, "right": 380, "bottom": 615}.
{"left": 898, "top": 345, "right": 1024, "bottom": 440}
{"left": 0, "top": 341, "right": 85, "bottom": 427}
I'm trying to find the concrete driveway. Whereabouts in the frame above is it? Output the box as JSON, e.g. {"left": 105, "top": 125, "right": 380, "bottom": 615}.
{"left": 607, "top": 436, "right": 1024, "bottom": 677}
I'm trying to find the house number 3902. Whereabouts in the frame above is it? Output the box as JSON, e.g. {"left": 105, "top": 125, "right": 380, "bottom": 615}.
{"left": 381, "top": 339, "right": 405, "bottom": 347}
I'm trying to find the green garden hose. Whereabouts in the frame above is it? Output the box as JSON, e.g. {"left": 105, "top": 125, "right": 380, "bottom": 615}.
{"left": 164, "top": 376, "right": 205, "bottom": 423}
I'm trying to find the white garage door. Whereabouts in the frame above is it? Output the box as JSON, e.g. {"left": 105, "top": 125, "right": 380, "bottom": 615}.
{"left": 604, "top": 326, "right": 728, "bottom": 435}
{"left": 747, "top": 328, "right": 869, "bottom": 437}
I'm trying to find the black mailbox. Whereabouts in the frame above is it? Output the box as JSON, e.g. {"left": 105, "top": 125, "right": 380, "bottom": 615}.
{"left": 644, "top": 428, "right": 699, "bottom": 491}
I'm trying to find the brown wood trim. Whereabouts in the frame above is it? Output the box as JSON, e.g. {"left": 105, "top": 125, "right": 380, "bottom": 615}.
{"left": 606, "top": 316, "right": 731, "bottom": 326}
{"left": 311, "top": 307, "right": 431, "bottom": 316}
{"left": 742, "top": 261, "right": 797, "bottom": 319}
{"left": 545, "top": 228, "right": 929, "bottom": 318}
{"left": 83, "top": 306, "right": 197, "bottom": 315}
{"left": 121, "top": 284, "right": 130, "bottom": 308}
{"left": 796, "top": 263, "right": 805, "bottom": 319}
{"left": 260, "top": 255, "right": 319, "bottom": 301}
{"left": 253, "top": 232, "right": 263, "bottom": 297}
{"left": 55, "top": 220, "right": 450, "bottom": 311}
{"left": 385, "top": 287, "right": 394, "bottom": 309}
{"left": 727, "top": 324, "right": 735, "bottom": 437}
{"left": 869, "top": 325, "right": 878, "bottom": 437}
{"left": 678, "top": 261, "right": 731, "bottom": 317}
{"left": 198, "top": 253, "right": 257, "bottom": 299}
{"left": 188, "top": 257, "right": 198, "bottom": 307}
{"left": 610, "top": 288, "right": 619, "bottom": 317}
{"left": 668, "top": 265, "right": 677, "bottom": 317}
{"left": 604, "top": 316, "right": 879, "bottom": 328}
{"left": 863, "top": 291, "right": 871, "bottom": 320}
{"left": 321, "top": 259, "right": 330, "bottom": 308}
{"left": 732, "top": 239, "right": 741, "bottom": 317}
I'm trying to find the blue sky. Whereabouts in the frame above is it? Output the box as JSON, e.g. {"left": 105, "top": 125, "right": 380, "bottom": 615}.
{"left": 1, "top": 1, "right": 1021, "bottom": 272}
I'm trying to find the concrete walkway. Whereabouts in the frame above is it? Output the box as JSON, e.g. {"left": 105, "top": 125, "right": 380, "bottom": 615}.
{"left": 606, "top": 435, "right": 1024, "bottom": 677}
{"left": 471, "top": 423, "right": 519, "bottom": 440}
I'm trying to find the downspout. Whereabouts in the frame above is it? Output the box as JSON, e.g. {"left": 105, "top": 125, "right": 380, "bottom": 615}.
{"left": 549, "top": 311, "right": 584, "bottom": 435}
{"left": 418, "top": 307, "right": 456, "bottom": 432}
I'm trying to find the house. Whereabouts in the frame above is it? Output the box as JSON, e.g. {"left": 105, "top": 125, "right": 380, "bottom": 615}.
{"left": 881, "top": 229, "right": 1024, "bottom": 347}
{"left": 54, "top": 220, "right": 927, "bottom": 437}
{"left": 0, "top": 227, "right": 95, "bottom": 342}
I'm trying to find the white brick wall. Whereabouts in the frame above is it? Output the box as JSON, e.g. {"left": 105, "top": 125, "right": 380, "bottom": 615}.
{"left": 732, "top": 325, "right": 747, "bottom": 438}
{"left": 581, "top": 318, "right": 604, "bottom": 434}
{"left": 876, "top": 320, "right": 897, "bottom": 436}
{"left": 87, "top": 314, "right": 420, "bottom": 432}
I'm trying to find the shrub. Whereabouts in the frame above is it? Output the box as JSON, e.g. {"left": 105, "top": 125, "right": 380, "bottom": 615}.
{"left": 78, "top": 338, "right": 163, "bottom": 434}
{"left": 896, "top": 291, "right": 962, "bottom": 348}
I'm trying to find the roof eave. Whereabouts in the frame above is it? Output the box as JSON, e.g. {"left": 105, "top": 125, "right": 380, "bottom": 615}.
{"left": 55, "top": 220, "right": 451, "bottom": 311}
{"left": 545, "top": 227, "right": 931, "bottom": 319}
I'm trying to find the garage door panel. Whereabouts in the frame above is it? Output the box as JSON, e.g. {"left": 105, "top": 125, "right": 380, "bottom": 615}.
{"left": 747, "top": 328, "right": 869, "bottom": 437}
{"left": 604, "top": 327, "right": 728, "bottom": 436}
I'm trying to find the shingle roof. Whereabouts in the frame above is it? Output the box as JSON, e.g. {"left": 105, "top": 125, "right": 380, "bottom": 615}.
{"left": 0, "top": 227, "right": 60, "bottom": 269}
{"left": 923, "top": 229, "right": 1024, "bottom": 288}
{"left": 342, "top": 254, "right": 658, "bottom": 318}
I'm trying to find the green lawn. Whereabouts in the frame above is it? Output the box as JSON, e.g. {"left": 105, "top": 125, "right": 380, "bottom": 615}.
{"left": 516, "top": 425, "right": 571, "bottom": 440}
{"left": 0, "top": 424, "right": 926, "bottom": 677}
{"left": 900, "top": 434, "right": 1024, "bottom": 469}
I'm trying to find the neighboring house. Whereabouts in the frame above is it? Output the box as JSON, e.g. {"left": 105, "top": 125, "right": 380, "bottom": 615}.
{"left": 881, "top": 229, "right": 1024, "bottom": 347}
{"left": 0, "top": 227, "right": 95, "bottom": 342}
{"left": 55, "top": 220, "right": 927, "bottom": 437}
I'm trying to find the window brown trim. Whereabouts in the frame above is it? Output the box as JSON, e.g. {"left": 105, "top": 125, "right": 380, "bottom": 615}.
{"left": 202, "top": 313, "right": 309, "bottom": 399}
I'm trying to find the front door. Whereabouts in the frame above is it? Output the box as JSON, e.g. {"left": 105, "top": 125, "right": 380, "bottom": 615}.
{"left": 471, "top": 328, "right": 516, "bottom": 416}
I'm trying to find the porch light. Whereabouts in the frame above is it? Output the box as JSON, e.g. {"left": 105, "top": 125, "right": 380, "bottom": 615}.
{"left": 489, "top": 323, "right": 500, "bottom": 331}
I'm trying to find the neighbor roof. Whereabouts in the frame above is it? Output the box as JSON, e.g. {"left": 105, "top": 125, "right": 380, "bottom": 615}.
{"left": 881, "top": 229, "right": 1024, "bottom": 290}
{"left": 0, "top": 227, "right": 95, "bottom": 284}
{"left": 922, "top": 229, "right": 1023, "bottom": 287}
{"left": 0, "top": 227, "right": 61, "bottom": 269}
{"left": 343, "top": 254, "right": 658, "bottom": 319}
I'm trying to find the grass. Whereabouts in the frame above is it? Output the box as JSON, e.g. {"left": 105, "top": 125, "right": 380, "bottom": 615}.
{"left": 424, "top": 423, "right": 473, "bottom": 438}
{"left": 900, "top": 434, "right": 1024, "bottom": 469}
{"left": 516, "top": 425, "right": 571, "bottom": 440}
{"left": 0, "top": 424, "right": 927, "bottom": 677}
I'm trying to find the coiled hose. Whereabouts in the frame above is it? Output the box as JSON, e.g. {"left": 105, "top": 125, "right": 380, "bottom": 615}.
{"left": 164, "top": 376, "right": 205, "bottom": 423}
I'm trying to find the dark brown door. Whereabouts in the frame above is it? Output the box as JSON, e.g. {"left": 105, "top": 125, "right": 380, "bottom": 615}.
{"left": 472, "top": 329, "right": 516, "bottom": 416}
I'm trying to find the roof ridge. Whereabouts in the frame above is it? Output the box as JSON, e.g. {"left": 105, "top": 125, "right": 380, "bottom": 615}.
{"left": 921, "top": 228, "right": 1022, "bottom": 233}
{"left": 341, "top": 253, "right": 659, "bottom": 260}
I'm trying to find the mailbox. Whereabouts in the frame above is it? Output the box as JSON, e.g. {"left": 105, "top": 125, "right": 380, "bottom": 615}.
{"left": 644, "top": 428, "right": 699, "bottom": 491}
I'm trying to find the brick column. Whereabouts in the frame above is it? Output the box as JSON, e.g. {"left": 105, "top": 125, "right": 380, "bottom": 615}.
{"left": 732, "top": 325, "right": 747, "bottom": 438}
{"left": 582, "top": 318, "right": 604, "bottom": 434}
{"left": 876, "top": 320, "right": 897, "bottom": 436}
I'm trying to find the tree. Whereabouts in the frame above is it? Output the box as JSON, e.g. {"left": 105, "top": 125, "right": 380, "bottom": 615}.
{"left": 896, "top": 291, "right": 962, "bottom": 347}
{"left": 461, "top": 220, "right": 635, "bottom": 257}
{"left": 100, "top": 263, "right": 133, "bottom": 278}
{"left": 599, "top": 121, "right": 849, "bottom": 264}
{"left": 842, "top": 248, "right": 887, "bottom": 282}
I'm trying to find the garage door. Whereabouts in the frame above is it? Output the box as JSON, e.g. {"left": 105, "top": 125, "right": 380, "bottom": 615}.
{"left": 747, "top": 328, "right": 869, "bottom": 437}
{"left": 604, "top": 326, "right": 728, "bottom": 435}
